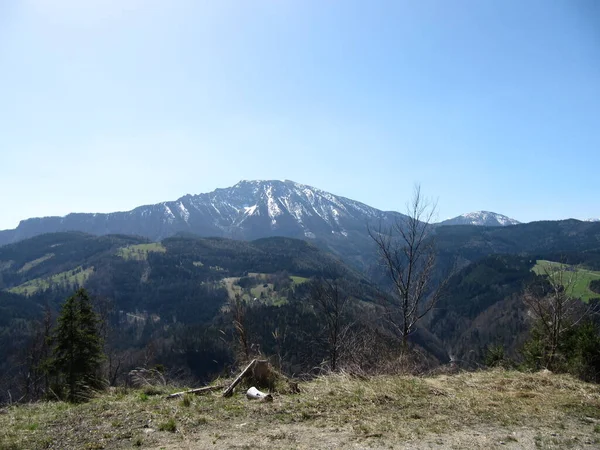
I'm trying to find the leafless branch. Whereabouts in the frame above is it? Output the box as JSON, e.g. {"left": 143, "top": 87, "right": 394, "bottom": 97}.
{"left": 368, "top": 184, "right": 448, "bottom": 351}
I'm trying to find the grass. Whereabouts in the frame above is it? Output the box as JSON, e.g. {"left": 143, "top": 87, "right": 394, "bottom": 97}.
{"left": 1, "top": 370, "right": 600, "bottom": 449}
{"left": 8, "top": 267, "right": 94, "bottom": 296}
{"left": 158, "top": 418, "right": 177, "bottom": 433}
{"left": 116, "top": 243, "right": 166, "bottom": 261}
{"left": 290, "top": 275, "right": 309, "bottom": 285}
{"left": 17, "top": 254, "right": 54, "bottom": 273}
{"left": 533, "top": 260, "right": 600, "bottom": 302}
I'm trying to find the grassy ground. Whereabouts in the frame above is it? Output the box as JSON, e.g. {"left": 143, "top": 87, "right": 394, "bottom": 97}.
{"left": 116, "top": 243, "right": 167, "bottom": 261}
{"left": 1, "top": 369, "right": 600, "bottom": 449}
{"left": 533, "top": 260, "right": 600, "bottom": 302}
{"left": 8, "top": 267, "right": 94, "bottom": 296}
{"left": 290, "top": 276, "right": 309, "bottom": 285}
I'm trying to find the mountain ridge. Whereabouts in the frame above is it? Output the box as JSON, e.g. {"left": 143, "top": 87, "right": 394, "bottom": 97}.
{"left": 0, "top": 180, "right": 405, "bottom": 273}
{"left": 438, "top": 211, "right": 521, "bottom": 227}
{"left": 0, "top": 180, "right": 522, "bottom": 248}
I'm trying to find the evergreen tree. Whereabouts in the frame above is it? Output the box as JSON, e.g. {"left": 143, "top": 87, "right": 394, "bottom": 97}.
{"left": 50, "top": 288, "right": 105, "bottom": 402}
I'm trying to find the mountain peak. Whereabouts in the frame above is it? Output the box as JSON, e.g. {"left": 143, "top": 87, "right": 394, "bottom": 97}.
{"left": 439, "top": 211, "right": 520, "bottom": 227}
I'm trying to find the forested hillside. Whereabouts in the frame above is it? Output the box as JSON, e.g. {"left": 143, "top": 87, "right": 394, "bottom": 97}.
{"left": 434, "top": 220, "right": 600, "bottom": 270}
{"left": 2, "top": 218, "right": 600, "bottom": 404}
{"left": 0, "top": 232, "right": 378, "bottom": 402}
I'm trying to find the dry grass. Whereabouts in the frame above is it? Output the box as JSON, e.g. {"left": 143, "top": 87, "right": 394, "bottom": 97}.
{"left": 1, "top": 369, "right": 600, "bottom": 449}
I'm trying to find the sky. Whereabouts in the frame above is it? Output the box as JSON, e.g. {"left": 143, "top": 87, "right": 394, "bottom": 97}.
{"left": 1, "top": 0, "right": 599, "bottom": 230}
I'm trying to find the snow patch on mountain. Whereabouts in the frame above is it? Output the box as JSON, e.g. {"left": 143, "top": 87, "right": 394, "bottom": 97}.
{"left": 163, "top": 204, "right": 176, "bottom": 223}
{"left": 177, "top": 202, "right": 190, "bottom": 222}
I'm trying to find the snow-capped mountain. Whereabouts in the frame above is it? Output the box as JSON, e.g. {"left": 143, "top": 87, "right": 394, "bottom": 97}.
{"left": 0, "top": 180, "right": 403, "bottom": 246}
{"left": 585, "top": 218, "right": 600, "bottom": 222}
{"left": 438, "top": 211, "right": 520, "bottom": 227}
{"left": 176, "top": 179, "right": 398, "bottom": 240}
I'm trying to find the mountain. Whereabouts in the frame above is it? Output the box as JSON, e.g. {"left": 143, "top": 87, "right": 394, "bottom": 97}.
{"left": 586, "top": 218, "right": 600, "bottom": 222}
{"left": 438, "top": 211, "right": 520, "bottom": 227}
{"left": 0, "top": 180, "right": 402, "bottom": 246}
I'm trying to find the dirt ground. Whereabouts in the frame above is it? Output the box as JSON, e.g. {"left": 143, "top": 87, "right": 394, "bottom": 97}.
{"left": 140, "top": 422, "right": 599, "bottom": 450}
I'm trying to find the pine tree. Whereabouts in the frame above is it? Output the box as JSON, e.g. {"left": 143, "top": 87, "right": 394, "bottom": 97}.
{"left": 50, "top": 288, "right": 105, "bottom": 402}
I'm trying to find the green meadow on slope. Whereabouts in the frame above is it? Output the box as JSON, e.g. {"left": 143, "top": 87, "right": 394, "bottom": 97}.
{"left": 8, "top": 266, "right": 94, "bottom": 296}
{"left": 533, "top": 260, "right": 600, "bottom": 302}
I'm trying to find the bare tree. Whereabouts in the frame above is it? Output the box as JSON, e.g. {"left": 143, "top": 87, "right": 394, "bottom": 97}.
{"left": 308, "top": 277, "right": 352, "bottom": 371}
{"left": 369, "top": 184, "right": 448, "bottom": 351}
{"left": 524, "top": 261, "right": 596, "bottom": 370}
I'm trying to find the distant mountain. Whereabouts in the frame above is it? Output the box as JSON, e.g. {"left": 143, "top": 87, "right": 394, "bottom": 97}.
{"left": 586, "top": 218, "right": 600, "bottom": 222}
{"left": 0, "top": 180, "right": 402, "bottom": 246}
{"left": 438, "top": 211, "right": 520, "bottom": 227}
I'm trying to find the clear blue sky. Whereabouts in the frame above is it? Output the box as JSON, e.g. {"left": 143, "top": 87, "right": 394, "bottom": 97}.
{"left": 1, "top": 0, "right": 599, "bottom": 230}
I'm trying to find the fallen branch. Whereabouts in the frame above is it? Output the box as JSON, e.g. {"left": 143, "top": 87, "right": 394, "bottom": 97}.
{"left": 165, "top": 385, "right": 225, "bottom": 399}
{"left": 223, "top": 359, "right": 257, "bottom": 397}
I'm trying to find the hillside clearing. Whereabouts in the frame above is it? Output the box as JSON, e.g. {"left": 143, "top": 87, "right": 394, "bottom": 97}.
{"left": 17, "top": 253, "right": 54, "bottom": 273}
{"left": 1, "top": 369, "right": 599, "bottom": 449}
{"left": 7, "top": 267, "right": 94, "bottom": 296}
{"left": 223, "top": 273, "right": 309, "bottom": 306}
{"left": 533, "top": 260, "right": 600, "bottom": 302}
{"left": 116, "top": 243, "right": 166, "bottom": 261}
{"left": 290, "top": 275, "right": 309, "bottom": 285}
